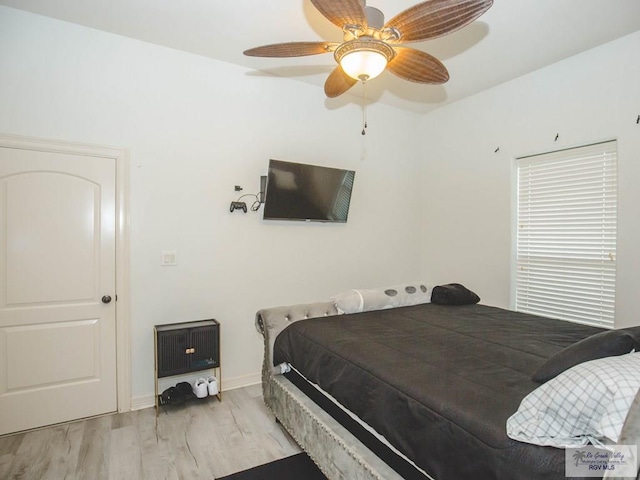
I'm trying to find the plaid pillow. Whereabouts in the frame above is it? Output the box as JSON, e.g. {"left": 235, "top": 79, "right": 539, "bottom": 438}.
{"left": 507, "top": 352, "right": 640, "bottom": 448}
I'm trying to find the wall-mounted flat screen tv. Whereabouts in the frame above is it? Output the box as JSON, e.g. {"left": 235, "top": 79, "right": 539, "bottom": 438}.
{"left": 263, "top": 159, "right": 356, "bottom": 222}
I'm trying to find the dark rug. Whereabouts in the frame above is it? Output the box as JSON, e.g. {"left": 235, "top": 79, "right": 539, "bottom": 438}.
{"left": 217, "top": 453, "right": 326, "bottom": 480}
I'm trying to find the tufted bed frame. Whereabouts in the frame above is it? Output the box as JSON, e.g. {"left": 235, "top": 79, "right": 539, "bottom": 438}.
{"left": 255, "top": 301, "right": 640, "bottom": 480}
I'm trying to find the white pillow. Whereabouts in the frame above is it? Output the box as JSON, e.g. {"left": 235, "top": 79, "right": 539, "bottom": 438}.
{"left": 507, "top": 351, "right": 640, "bottom": 448}
{"left": 331, "top": 283, "right": 432, "bottom": 315}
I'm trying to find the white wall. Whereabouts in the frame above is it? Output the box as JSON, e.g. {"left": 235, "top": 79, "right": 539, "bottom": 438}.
{"left": 0, "top": 6, "right": 424, "bottom": 401}
{"left": 418, "top": 31, "right": 640, "bottom": 328}
{"left": 5, "top": 6, "right": 636, "bottom": 408}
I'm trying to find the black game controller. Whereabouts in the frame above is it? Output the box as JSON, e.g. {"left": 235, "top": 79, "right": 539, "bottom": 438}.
{"left": 230, "top": 201, "right": 247, "bottom": 213}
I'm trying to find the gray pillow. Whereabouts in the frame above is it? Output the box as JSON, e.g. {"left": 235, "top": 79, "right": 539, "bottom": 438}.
{"left": 532, "top": 327, "right": 640, "bottom": 383}
{"left": 332, "top": 283, "right": 432, "bottom": 314}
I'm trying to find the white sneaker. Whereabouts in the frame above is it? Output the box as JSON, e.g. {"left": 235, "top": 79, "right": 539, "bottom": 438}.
{"left": 193, "top": 378, "right": 208, "bottom": 398}
{"left": 207, "top": 376, "right": 219, "bottom": 396}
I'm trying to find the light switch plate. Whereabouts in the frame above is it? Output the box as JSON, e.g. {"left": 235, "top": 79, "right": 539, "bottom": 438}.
{"left": 161, "top": 251, "right": 177, "bottom": 266}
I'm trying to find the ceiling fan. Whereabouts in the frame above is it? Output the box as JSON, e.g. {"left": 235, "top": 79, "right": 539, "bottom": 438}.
{"left": 244, "top": 0, "right": 494, "bottom": 98}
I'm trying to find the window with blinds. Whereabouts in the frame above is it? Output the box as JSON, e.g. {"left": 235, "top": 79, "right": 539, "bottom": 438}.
{"left": 331, "top": 170, "right": 355, "bottom": 221}
{"left": 515, "top": 141, "right": 617, "bottom": 328}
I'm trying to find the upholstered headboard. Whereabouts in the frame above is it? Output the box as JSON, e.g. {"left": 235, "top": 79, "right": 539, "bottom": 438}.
{"left": 255, "top": 301, "right": 339, "bottom": 378}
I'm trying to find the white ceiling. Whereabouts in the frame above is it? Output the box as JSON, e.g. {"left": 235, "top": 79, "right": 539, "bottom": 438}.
{"left": 2, "top": 0, "right": 639, "bottom": 114}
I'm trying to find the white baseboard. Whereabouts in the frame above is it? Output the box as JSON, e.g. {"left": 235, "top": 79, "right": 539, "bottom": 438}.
{"left": 131, "top": 394, "right": 155, "bottom": 411}
{"left": 130, "top": 371, "right": 262, "bottom": 411}
{"left": 223, "top": 371, "right": 261, "bottom": 391}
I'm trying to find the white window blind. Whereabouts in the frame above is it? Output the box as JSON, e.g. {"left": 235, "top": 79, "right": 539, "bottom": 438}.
{"left": 515, "top": 141, "right": 617, "bottom": 328}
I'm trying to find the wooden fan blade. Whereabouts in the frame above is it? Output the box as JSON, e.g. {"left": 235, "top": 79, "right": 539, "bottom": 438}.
{"left": 384, "top": 0, "right": 493, "bottom": 43}
{"left": 324, "top": 66, "right": 358, "bottom": 98}
{"left": 387, "top": 47, "right": 449, "bottom": 84}
{"left": 244, "top": 42, "right": 339, "bottom": 57}
{"left": 310, "top": 0, "right": 367, "bottom": 30}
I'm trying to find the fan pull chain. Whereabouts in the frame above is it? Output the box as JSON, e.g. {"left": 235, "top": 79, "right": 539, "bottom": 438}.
{"left": 361, "top": 79, "right": 368, "bottom": 135}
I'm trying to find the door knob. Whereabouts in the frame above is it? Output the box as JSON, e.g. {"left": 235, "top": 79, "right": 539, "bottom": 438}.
{"left": 102, "top": 295, "right": 112, "bottom": 304}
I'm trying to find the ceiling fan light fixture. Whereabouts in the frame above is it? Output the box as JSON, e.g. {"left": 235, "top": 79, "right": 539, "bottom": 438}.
{"left": 334, "top": 39, "right": 394, "bottom": 81}
{"left": 341, "top": 50, "right": 386, "bottom": 81}
{"left": 245, "top": 0, "right": 494, "bottom": 98}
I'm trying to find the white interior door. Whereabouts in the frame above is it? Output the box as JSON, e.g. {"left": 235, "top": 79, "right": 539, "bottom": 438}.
{"left": 0, "top": 145, "right": 117, "bottom": 435}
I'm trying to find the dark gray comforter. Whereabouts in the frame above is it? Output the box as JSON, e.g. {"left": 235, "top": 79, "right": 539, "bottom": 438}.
{"left": 273, "top": 303, "right": 604, "bottom": 480}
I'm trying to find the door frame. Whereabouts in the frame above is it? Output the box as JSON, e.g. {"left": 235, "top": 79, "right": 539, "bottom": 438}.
{"left": 0, "top": 133, "right": 131, "bottom": 413}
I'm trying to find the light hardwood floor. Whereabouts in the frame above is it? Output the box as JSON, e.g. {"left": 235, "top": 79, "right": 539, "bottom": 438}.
{"left": 0, "top": 384, "right": 301, "bottom": 479}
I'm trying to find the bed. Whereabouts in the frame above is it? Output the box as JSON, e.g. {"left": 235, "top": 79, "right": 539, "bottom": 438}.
{"left": 255, "top": 286, "right": 640, "bottom": 480}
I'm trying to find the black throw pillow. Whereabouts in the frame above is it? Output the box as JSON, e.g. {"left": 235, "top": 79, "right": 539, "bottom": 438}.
{"left": 532, "top": 328, "right": 640, "bottom": 383}
{"left": 430, "top": 283, "right": 480, "bottom": 306}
